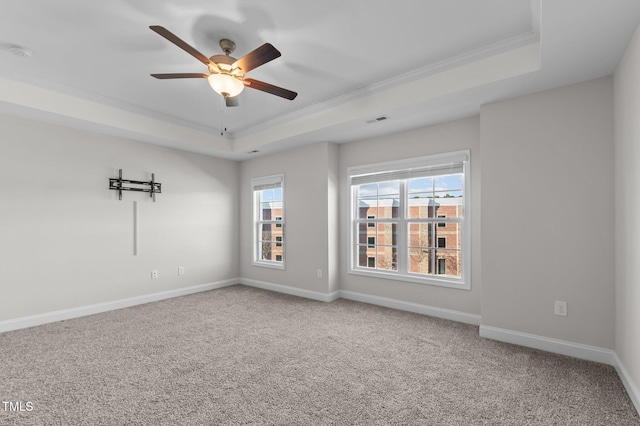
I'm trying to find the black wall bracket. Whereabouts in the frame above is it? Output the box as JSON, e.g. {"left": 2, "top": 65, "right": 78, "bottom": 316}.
{"left": 109, "top": 169, "right": 162, "bottom": 202}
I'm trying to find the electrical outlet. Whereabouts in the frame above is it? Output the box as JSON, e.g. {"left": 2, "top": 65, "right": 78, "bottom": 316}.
{"left": 554, "top": 300, "right": 567, "bottom": 316}
{"left": 317, "top": 269, "right": 323, "bottom": 279}
{"left": 178, "top": 266, "right": 185, "bottom": 276}
{"left": 151, "top": 270, "right": 158, "bottom": 279}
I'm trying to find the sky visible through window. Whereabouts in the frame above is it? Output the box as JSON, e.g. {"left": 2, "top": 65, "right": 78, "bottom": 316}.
{"left": 358, "top": 174, "right": 463, "bottom": 198}
{"left": 260, "top": 188, "right": 283, "bottom": 202}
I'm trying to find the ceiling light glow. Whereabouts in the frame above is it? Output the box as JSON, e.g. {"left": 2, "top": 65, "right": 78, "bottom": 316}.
{"left": 207, "top": 73, "right": 244, "bottom": 97}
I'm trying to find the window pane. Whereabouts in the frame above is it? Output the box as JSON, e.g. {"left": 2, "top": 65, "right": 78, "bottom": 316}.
{"left": 358, "top": 181, "right": 399, "bottom": 219}
{"left": 408, "top": 194, "right": 434, "bottom": 218}
{"left": 260, "top": 242, "right": 274, "bottom": 261}
{"left": 378, "top": 195, "right": 399, "bottom": 218}
{"left": 358, "top": 183, "right": 378, "bottom": 197}
{"left": 358, "top": 223, "right": 371, "bottom": 244}
{"left": 434, "top": 173, "right": 463, "bottom": 192}
{"left": 357, "top": 197, "right": 378, "bottom": 219}
{"left": 408, "top": 222, "right": 432, "bottom": 247}
{"left": 260, "top": 223, "right": 273, "bottom": 242}
{"left": 261, "top": 189, "right": 274, "bottom": 202}
{"left": 273, "top": 187, "right": 282, "bottom": 201}
{"left": 433, "top": 195, "right": 463, "bottom": 220}
{"left": 409, "top": 248, "right": 432, "bottom": 275}
{"left": 434, "top": 249, "right": 461, "bottom": 278}
{"left": 376, "top": 223, "right": 397, "bottom": 246}
{"left": 261, "top": 202, "right": 273, "bottom": 220}
{"left": 408, "top": 177, "right": 433, "bottom": 194}
{"left": 358, "top": 245, "right": 375, "bottom": 267}
{"left": 378, "top": 180, "right": 399, "bottom": 195}
{"left": 377, "top": 246, "right": 398, "bottom": 271}
{"left": 260, "top": 242, "right": 283, "bottom": 262}
{"left": 433, "top": 222, "right": 461, "bottom": 249}
{"left": 273, "top": 242, "right": 284, "bottom": 260}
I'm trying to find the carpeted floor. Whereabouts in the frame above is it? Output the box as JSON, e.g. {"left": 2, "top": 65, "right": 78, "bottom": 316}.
{"left": 1, "top": 285, "right": 638, "bottom": 425}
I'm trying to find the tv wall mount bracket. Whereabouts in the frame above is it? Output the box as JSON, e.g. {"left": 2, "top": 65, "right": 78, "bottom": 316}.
{"left": 109, "top": 169, "right": 161, "bottom": 202}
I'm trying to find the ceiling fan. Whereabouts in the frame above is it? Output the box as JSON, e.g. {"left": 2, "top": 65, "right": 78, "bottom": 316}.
{"left": 149, "top": 25, "right": 297, "bottom": 107}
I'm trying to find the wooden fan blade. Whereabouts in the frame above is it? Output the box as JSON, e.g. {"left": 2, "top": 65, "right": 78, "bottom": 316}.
{"left": 150, "top": 26, "right": 213, "bottom": 68}
{"left": 151, "top": 73, "right": 209, "bottom": 79}
{"left": 225, "top": 96, "right": 240, "bottom": 107}
{"left": 243, "top": 78, "right": 297, "bottom": 100}
{"left": 232, "top": 43, "right": 281, "bottom": 73}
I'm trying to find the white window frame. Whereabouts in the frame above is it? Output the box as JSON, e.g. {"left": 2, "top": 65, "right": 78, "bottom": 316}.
{"left": 348, "top": 150, "right": 470, "bottom": 290}
{"left": 251, "top": 174, "right": 285, "bottom": 269}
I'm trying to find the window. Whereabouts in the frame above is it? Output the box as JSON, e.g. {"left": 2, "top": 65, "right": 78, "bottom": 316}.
{"left": 252, "top": 174, "right": 284, "bottom": 269}
{"left": 349, "top": 150, "right": 469, "bottom": 289}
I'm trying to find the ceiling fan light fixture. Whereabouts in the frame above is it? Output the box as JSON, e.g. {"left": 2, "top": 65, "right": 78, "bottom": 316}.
{"left": 207, "top": 73, "right": 244, "bottom": 97}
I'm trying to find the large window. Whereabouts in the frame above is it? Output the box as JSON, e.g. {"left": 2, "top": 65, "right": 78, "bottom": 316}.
{"left": 252, "top": 174, "right": 284, "bottom": 269}
{"left": 349, "top": 151, "right": 470, "bottom": 289}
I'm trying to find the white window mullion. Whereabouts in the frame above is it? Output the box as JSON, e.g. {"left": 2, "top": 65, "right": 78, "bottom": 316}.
{"left": 398, "top": 179, "right": 408, "bottom": 275}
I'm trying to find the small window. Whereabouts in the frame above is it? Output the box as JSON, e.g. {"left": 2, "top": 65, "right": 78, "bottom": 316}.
{"left": 252, "top": 174, "right": 284, "bottom": 269}
{"left": 368, "top": 237, "right": 375, "bottom": 248}
{"left": 368, "top": 215, "right": 375, "bottom": 227}
{"left": 437, "top": 215, "right": 446, "bottom": 227}
{"left": 438, "top": 258, "right": 446, "bottom": 274}
{"left": 437, "top": 237, "right": 446, "bottom": 248}
{"left": 368, "top": 257, "right": 376, "bottom": 268}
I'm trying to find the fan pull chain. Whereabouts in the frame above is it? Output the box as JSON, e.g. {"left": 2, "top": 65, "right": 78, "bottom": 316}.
{"left": 220, "top": 95, "right": 226, "bottom": 136}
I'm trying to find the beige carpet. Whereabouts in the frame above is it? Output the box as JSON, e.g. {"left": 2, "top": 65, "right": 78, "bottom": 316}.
{"left": 1, "top": 285, "right": 638, "bottom": 425}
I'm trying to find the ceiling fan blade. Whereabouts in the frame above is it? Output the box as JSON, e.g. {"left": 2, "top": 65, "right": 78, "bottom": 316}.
{"left": 150, "top": 26, "right": 213, "bottom": 68}
{"left": 243, "top": 78, "right": 297, "bottom": 100}
{"left": 151, "top": 73, "right": 209, "bottom": 79}
{"left": 225, "top": 96, "right": 240, "bottom": 107}
{"left": 232, "top": 43, "right": 281, "bottom": 73}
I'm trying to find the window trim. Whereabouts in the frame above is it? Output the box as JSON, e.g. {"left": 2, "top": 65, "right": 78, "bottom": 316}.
{"left": 348, "top": 150, "right": 470, "bottom": 290}
{"left": 251, "top": 174, "right": 285, "bottom": 270}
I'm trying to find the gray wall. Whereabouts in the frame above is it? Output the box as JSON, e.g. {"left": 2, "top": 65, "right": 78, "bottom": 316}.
{"left": 480, "top": 77, "right": 615, "bottom": 349}
{"left": 0, "top": 114, "right": 239, "bottom": 321}
{"left": 338, "top": 117, "right": 482, "bottom": 315}
{"left": 614, "top": 21, "right": 640, "bottom": 399}
{"left": 239, "top": 142, "right": 336, "bottom": 295}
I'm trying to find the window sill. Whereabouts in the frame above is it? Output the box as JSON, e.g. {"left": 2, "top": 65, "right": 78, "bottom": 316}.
{"left": 252, "top": 260, "right": 285, "bottom": 270}
{"left": 348, "top": 268, "right": 470, "bottom": 290}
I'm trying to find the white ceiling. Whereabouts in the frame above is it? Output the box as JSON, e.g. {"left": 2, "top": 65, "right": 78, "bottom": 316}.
{"left": 1, "top": 0, "right": 639, "bottom": 160}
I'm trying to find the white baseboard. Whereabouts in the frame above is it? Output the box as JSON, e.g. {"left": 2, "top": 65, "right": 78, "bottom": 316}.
{"left": 0, "top": 278, "right": 238, "bottom": 333}
{"left": 479, "top": 325, "right": 616, "bottom": 365}
{"left": 236, "top": 280, "right": 480, "bottom": 326}
{"left": 238, "top": 278, "right": 340, "bottom": 302}
{"left": 614, "top": 353, "right": 640, "bottom": 416}
{"left": 338, "top": 290, "right": 481, "bottom": 326}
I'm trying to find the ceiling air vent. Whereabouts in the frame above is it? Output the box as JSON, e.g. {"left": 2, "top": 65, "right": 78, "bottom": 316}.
{"left": 365, "top": 115, "right": 389, "bottom": 124}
